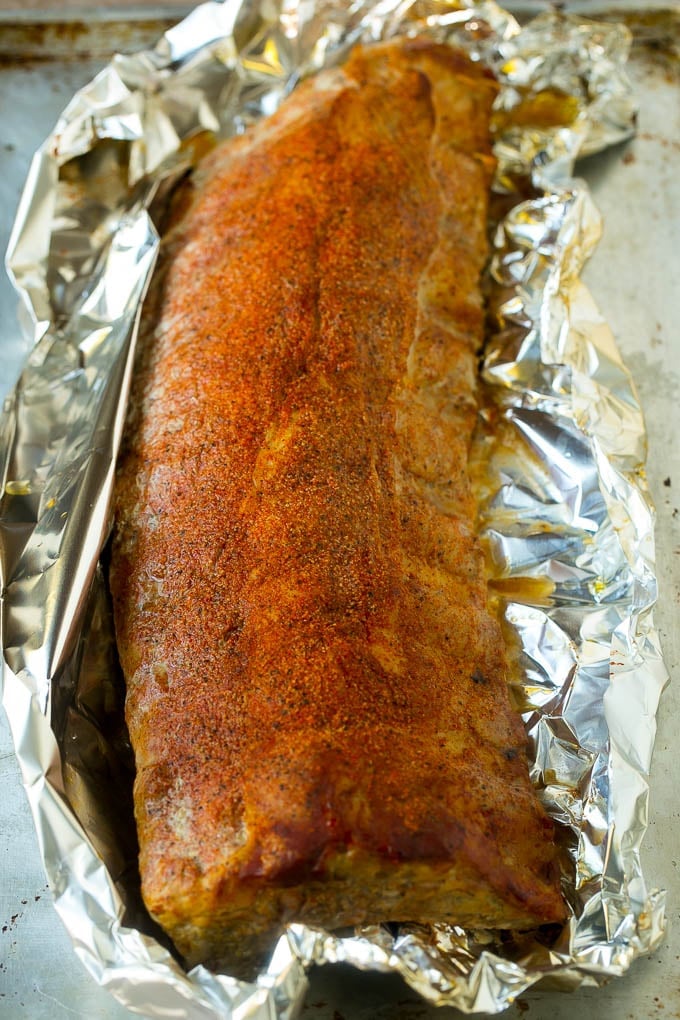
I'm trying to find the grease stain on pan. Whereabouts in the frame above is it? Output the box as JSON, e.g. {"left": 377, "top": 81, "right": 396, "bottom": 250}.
{"left": 0, "top": 16, "right": 183, "bottom": 62}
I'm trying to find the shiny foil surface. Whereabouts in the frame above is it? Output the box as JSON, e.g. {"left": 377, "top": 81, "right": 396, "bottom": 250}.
{"left": 0, "top": 1, "right": 667, "bottom": 1016}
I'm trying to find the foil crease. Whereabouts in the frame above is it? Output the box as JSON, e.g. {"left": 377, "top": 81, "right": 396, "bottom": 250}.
{"left": 0, "top": 1, "right": 667, "bottom": 1016}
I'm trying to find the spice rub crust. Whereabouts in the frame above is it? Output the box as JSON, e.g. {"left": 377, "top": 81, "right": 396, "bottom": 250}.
{"left": 111, "top": 38, "right": 565, "bottom": 974}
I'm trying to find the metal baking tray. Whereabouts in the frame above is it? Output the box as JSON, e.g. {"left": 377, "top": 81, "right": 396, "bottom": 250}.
{"left": 0, "top": 4, "right": 678, "bottom": 1018}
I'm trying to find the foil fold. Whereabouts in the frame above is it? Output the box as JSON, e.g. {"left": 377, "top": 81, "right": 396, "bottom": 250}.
{"left": 0, "top": 1, "right": 667, "bottom": 1016}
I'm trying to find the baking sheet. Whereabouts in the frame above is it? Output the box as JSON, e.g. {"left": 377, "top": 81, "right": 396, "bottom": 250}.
{"left": 0, "top": 5, "right": 678, "bottom": 1019}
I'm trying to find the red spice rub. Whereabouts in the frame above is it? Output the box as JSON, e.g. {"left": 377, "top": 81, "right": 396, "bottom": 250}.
{"left": 110, "top": 37, "right": 565, "bottom": 974}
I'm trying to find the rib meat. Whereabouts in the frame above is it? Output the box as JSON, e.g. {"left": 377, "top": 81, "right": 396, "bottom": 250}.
{"left": 110, "top": 38, "right": 565, "bottom": 974}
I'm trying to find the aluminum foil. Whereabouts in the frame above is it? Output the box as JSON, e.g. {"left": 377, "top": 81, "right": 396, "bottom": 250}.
{"left": 0, "top": 0, "right": 668, "bottom": 1016}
